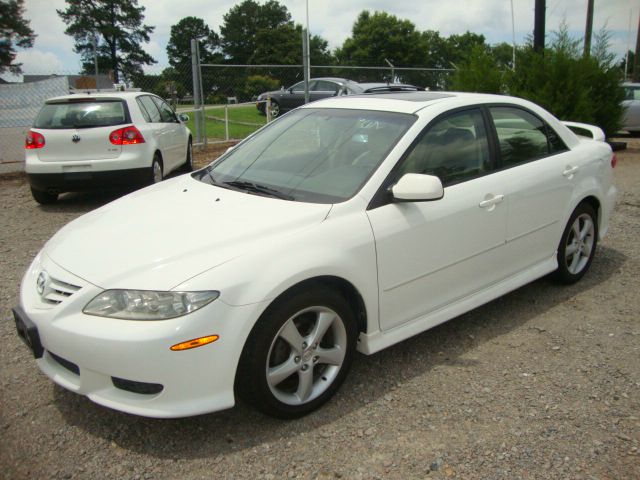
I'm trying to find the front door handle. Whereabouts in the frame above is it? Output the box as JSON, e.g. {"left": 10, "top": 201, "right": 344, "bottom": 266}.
{"left": 563, "top": 165, "right": 579, "bottom": 177}
{"left": 479, "top": 194, "right": 504, "bottom": 209}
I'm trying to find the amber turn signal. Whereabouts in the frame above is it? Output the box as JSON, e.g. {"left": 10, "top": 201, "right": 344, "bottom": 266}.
{"left": 170, "top": 335, "right": 219, "bottom": 351}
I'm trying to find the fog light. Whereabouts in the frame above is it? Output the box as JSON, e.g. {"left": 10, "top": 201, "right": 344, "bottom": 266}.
{"left": 170, "top": 335, "right": 219, "bottom": 351}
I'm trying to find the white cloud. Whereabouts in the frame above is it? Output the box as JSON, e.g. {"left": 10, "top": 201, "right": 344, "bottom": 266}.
{"left": 14, "top": 50, "right": 66, "bottom": 73}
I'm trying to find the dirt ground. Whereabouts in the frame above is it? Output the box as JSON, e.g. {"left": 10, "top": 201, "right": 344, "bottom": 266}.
{"left": 0, "top": 138, "right": 638, "bottom": 480}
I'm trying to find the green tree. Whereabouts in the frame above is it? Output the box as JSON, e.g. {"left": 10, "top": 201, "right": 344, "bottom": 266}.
{"left": 508, "top": 24, "right": 624, "bottom": 137}
{"left": 451, "top": 45, "right": 503, "bottom": 93}
{"left": 336, "top": 11, "right": 427, "bottom": 73}
{"left": 220, "top": 0, "right": 291, "bottom": 64}
{"left": 619, "top": 50, "right": 635, "bottom": 80}
{"left": 57, "top": 0, "right": 155, "bottom": 83}
{"left": 167, "top": 16, "right": 221, "bottom": 73}
{"left": 491, "top": 42, "right": 516, "bottom": 70}
{"left": 445, "top": 32, "right": 487, "bottom": 67}
{"left": 0, "top": 0, "right": 35, "bottom": 74}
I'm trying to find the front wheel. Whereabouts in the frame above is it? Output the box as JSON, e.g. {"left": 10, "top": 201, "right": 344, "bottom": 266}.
{"left": 553, "top": 203, "right": 598, "bottom": 284}
{"left": 236, "top": 287, "right": 357, "bottom": 418}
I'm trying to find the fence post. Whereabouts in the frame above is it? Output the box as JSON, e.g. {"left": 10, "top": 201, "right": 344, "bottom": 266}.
{"left": 190, "top": 39, "right": 202, "bottom": 147}
{"left": 224, "top": 105, "right": 229, "bottom": 141}
{"left": 266, "top": 96, "right": 272, "bottom": 123}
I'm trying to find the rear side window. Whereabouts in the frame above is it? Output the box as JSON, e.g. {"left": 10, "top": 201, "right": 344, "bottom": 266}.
{"left": 490, "top": 107, "right": 566, "bottom": 167}
{"left": 137, "top": 96, "right": 162, "bottom": 123}
{"left": 34, "top": 100, "right": 126, "bottom": 129}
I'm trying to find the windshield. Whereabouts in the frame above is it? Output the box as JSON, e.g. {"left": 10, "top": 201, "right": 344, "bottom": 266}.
{"left": 34, "top": 99, "right": 128, "bottom": 129}
{"left": 197, "top": 108, "right": 415, "bottom": 203}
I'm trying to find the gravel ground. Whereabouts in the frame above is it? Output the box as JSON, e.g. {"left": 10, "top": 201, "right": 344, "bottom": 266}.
{"left": 1, "top": 140, "right": 638, "bottom": 480}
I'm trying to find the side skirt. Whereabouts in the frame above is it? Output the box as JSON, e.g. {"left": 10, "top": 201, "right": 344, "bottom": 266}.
{"left": 357, "top": 256, "right": 557, "bottom": 355}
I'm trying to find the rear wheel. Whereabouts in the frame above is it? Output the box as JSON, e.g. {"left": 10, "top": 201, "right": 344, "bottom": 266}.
{"left": 269, "top": 100, "right": 281, "bottom": 118}
{"left": 236, "top": 286, "right": 357, "bottom": 418}
{"left": 30, "top": 187, "right": 58, "bottom": 205}
{"left": 553, "top": 203, "right": 598, "bottom": 284}
{"left": 150, "top": 154, "right": 163, "bottom": 184}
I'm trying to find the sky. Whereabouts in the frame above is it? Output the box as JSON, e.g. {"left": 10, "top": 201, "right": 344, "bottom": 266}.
{"left": 9, "top": 0, "right": 639, "bottom": 77}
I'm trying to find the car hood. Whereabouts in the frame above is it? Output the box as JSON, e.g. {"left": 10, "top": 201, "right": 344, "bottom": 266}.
{"left": 44, "top": 174, "right": 332, "bottom": 291}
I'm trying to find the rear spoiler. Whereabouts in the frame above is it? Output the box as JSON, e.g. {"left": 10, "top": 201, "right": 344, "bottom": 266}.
{"left": 562, "top": 121, "right": 606, "bottom": 142}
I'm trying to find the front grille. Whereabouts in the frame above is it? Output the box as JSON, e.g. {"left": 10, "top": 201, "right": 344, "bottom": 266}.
{"left": 42, "top": 275, "right": 81, "bottom": 305}
{"left": 48, "top": 351, "right": 80, "bottom": 375}
{"left": 112, "top": 377, "right": 164, "bottom": 395}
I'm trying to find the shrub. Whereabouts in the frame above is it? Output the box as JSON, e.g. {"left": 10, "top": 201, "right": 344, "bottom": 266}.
{"left": 453, "top": 23, "right": 625, "bottom": 137}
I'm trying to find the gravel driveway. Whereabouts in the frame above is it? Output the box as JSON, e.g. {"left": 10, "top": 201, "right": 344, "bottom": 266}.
{"left": 1, "top": 140, "right": 638, "bottom": 480}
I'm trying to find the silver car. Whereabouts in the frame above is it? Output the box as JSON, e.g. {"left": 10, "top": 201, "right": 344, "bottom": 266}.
{"left": 622, "top": 83, "right": 640, "bottom": 135}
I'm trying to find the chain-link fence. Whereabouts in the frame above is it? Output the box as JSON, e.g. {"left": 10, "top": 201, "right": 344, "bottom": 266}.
{"left": 0, "top": 61, "right": 453, "bottom": 166}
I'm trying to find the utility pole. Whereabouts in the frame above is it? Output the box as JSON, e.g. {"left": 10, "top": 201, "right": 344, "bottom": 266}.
{"left": 533, "top": 0, "right": 546, "bottom": 53}
{"left": 583, "top": 0, "right": 594, "bottom": 57}
{"left": 634, "top": 11, "right": 640, "bottom": 82}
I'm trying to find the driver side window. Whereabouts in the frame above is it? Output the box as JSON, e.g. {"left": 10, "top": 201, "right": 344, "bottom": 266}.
{"left": 397, "top": 109, "right": 491, "bottom": 186}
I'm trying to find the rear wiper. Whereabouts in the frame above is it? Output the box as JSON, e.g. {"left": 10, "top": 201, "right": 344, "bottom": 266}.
{"left": 223, "top": 180, "right": 294, "bottom": 200}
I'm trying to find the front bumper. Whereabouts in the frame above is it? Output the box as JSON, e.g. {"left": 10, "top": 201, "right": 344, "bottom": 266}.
{"left": 17, "top": 254, "right": 266, "bottom": 418}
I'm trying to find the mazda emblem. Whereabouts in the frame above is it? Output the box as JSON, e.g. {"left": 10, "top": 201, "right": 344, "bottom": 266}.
{"left": 72, "top": 134, "right": 81, "bottom": 143}
{"left": 36, "top": 271, "right": 48, "bottom": 296}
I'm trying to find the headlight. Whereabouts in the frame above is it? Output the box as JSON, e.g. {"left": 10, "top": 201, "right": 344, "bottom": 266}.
{"left": 83, "top": 290, "right": 220, "bottom": 320}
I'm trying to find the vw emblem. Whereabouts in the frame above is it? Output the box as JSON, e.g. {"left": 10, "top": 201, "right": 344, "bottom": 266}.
{"left": 71, "top": 134, "right": 81, "bottom": 143}
{"left": 36, "top": 271, "right": 48, "bottom": 296}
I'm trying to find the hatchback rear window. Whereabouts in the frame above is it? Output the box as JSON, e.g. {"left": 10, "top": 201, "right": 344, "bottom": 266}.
{"left": 34, "top": 100, "right": 128, "bottom": 129}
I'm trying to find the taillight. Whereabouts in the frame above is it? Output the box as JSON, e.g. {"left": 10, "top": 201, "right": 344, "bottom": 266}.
{"left": 109, "top": 126, "right": 145, "bottom": 145}
{"left": 611, "top": 153, "right": 617, "bottom": 168}
{"left": 25, "top": 130, "right": 45, "bottom": 149}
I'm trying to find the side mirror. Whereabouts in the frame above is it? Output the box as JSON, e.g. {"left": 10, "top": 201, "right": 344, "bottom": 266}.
{"left": 391, "top": 173, "right": 444, "bottom": 202}
{"left": 178, "top": 113, "right": 190, "bottom": 123}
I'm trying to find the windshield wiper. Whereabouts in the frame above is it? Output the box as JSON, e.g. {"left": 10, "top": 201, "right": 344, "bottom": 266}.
{"left": 223, "top": 180, "right": 294, "bottom": 200}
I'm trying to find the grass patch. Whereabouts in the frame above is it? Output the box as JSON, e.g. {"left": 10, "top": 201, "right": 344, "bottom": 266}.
{"left": 184, "top": 104, "right": 267, "bottom": 141}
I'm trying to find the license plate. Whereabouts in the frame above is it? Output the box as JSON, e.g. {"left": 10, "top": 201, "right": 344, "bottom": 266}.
{"left": 12, "top": 307, "right": 44, "bottom": 358}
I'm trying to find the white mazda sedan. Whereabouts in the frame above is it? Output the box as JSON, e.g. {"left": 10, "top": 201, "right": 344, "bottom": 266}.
{"left": 13, "top": 92, "right": 617, "bottom": 419}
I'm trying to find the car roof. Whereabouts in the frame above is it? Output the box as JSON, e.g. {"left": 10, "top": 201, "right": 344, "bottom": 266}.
{"left": 44, "top": 91, "right": 152, "bottom": 103}
{"left": 302, "top": 91, "right": 545, "bottom": 115}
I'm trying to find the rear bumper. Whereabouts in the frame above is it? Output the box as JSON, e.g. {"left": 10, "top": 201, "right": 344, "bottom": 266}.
{"left": 28, "top": 168, "right": 149, "bottom": 193}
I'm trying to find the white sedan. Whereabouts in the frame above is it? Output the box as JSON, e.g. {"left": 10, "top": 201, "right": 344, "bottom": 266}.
{"left": 13, "top": 92, "right": 617, "bottom": 418}
{"left": 25, "top": 92, "right": 192, "bottom": 204}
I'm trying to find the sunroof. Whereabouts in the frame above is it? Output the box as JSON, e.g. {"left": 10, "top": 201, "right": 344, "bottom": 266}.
{"left": 358, "top": 92, "right": 454, "bottom": 102}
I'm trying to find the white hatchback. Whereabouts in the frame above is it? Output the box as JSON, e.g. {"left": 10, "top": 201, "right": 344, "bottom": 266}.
{"left": 13, "top": 92, "right": 617, "bottom": 419}
{"left": 25, "top": 92, "right": 192, "bottom": 204}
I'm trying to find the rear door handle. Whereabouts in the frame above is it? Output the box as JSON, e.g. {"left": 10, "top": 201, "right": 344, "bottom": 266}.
{"left": 563, "top": 166, "right": 579, "bottom": 177}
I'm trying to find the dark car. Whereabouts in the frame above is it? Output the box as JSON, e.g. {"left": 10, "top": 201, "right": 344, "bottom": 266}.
{"left": 256, "top": 78, "right": 423, "bottom": 117}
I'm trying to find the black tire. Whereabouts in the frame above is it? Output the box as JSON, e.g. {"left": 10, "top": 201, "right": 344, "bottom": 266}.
{"left": 553, "top": 202, "right": 598, "bottom": 284}
{"left": 269, "top": 100, "right": 281, "bottom": 118}
{"left": 236, "top": 285, "right": 357, "bottom": 418}
{"left": 183, "top": 140, "right": 193, "bottom": 172}
{"left": 30, "top": 187, "right": 58, "bottom": 205}
{"left": 150, "top": 154, "right": 163, "bottom": 185}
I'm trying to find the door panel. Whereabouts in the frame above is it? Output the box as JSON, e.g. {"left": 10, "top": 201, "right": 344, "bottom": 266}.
{"left": 368, "top": 108, "right": 508, "bottom": 331}
{"left": 488, "top": 106, "right": 576, "bottom": 274}
{"left": 368, "top": 176, "right": 508, "bottom": 330}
